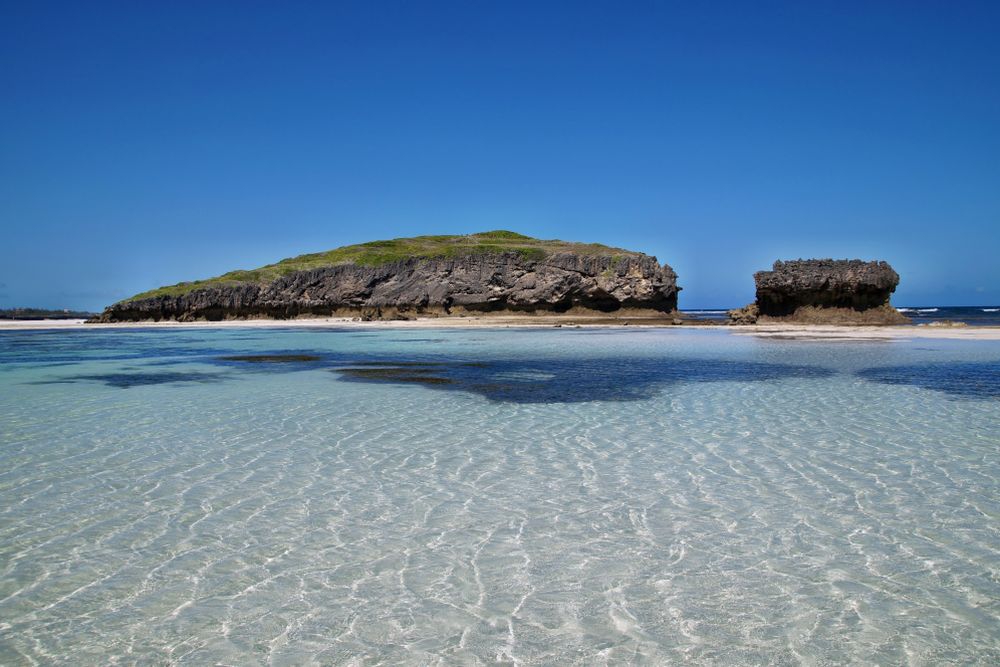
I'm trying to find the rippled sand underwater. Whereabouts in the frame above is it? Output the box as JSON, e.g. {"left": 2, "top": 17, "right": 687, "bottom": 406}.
{"left": 1, "top": 327, "right": 998, "bottom": 664}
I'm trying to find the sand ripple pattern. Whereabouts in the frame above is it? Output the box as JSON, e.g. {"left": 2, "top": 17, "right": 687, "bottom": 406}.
{"left": 1, "top": 328, "right": 998, "bottom": 664}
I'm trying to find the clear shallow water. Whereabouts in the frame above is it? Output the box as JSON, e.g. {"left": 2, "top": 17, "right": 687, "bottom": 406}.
{"left": 1, "top": 327, "right": 998, "bottom": 665}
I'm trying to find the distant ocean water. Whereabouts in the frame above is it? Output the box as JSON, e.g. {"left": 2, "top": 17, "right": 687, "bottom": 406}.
{"left": 895, "top": 306, "right": 1000, "bottom": 326}
{"left": 1, "top": 327, "right": 998, "bottom": 664}
{"left": 683, "top": 305, "right": 1000, "bottom": 325}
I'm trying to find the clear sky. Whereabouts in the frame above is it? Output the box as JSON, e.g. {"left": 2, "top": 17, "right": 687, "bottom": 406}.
{"left": 2, "top": 1, "right": 998, "bottom": 310}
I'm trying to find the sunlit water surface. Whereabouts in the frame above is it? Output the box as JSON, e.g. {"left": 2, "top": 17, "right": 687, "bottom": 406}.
{"left": 1, "top": 327, "right": 998, "bottom": 664}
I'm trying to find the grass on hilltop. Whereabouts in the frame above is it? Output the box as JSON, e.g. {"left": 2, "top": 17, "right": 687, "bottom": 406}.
{"left": 129, "top": 231, "right": 637, "bottom": 300}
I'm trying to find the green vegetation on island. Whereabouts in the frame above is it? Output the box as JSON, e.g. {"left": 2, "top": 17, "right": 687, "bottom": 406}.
{"left": 131, "top": 231, "right": 637, "bottom": 300}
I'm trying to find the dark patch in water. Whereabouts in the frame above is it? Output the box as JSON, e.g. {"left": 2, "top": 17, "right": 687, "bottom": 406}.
{"left": 6, "top": 330, "right": 834, "bottom": 402}
{"left": 347, "top": 361, "right": 446, "bottom": 367}
{"left": 343, "top": 360, "right": 491, "bottom": 369}
{"left": 219, "top": 354, "right": 322, "bottom": 363}
{"left": 210, "top": 352, "right": 330, "bottom": 373}
{"left": 337, "top": 368, "right": 455, "bottom": 384}
{"left": 332, "top": 358, "right": 834, "bottom": 403}
{"left": 857, "top": 362, "right": 1000, "bottom": 399}
{"left": 338, "top": 367, "right": 442, "bottom": 376}
{"left": 29, "top": 371, "right": 226, "bottom": 388}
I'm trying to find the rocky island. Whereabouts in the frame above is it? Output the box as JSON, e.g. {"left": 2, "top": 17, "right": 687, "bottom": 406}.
{"left": 92, "top": 231, "right": 680, "bottom": 322}
{"left": 729, "top": 259, "right": 909, "bottom": 325}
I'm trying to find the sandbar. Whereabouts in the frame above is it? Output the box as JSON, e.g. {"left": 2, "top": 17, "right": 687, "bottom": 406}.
{"left": 3, "top": 317, "right": 1000, "bottom": 340}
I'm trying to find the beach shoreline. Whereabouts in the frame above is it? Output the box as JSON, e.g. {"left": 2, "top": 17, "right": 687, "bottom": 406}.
{"left": 3, "top": 317, "right": 1000, "bottom": 340}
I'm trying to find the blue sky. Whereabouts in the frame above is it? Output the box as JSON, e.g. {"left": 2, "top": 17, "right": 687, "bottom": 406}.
{"left": 2, "top": 1, "right": 998, "bottom": 310}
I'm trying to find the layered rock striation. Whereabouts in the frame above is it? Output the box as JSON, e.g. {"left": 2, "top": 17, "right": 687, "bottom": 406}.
{"left": 94, "top": 235, "right": 680, "bottom": 322}
{"left": 730, "top": 259, "right": 908, "bottom": 325}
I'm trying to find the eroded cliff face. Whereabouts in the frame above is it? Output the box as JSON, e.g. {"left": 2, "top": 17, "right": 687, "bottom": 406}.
{"left": 730, "top": 259, "right": 909, "bottom": 325}
{"left": 95, "top": 252, "right": 679, "bottom": 322}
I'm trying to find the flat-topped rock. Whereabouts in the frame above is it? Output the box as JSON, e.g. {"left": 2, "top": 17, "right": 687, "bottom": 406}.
{"left": 730, "top": 259, "right": 908, "bottom": 325}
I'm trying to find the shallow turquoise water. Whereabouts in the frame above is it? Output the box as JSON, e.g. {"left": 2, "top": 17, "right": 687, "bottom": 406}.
{"left": 1, "top": 327, "right": 998, "bottom": 664}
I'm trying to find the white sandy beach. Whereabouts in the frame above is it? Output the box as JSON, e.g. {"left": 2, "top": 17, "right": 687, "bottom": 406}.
{"left": 4, "top": 317, "right": 1000, "bottom": 340}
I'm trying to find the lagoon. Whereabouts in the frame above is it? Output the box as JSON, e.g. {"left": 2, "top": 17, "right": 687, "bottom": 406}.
{"left": 1, "top": 326, "right": 998, "bottom": 663}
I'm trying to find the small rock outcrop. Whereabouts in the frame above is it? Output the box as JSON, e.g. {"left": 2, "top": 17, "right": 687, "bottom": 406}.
{"left": 730, "top": 259, "right": 909, "bottom": 325}
{"left": 94, "top": 234, "right": 680, "bottom": 322}
{"left": 726, "top": 303, "right": 759, "bottom": 325}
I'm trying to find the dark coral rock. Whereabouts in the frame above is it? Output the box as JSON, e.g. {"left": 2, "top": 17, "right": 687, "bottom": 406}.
{"left": 734, "top": 259, "right": 909, "bottom": 325}
{"left": 727, "top": 303, "right": 760, "bottom": 325}
{"left": 95, "top": 253, "right": 680, "bottom": 322}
